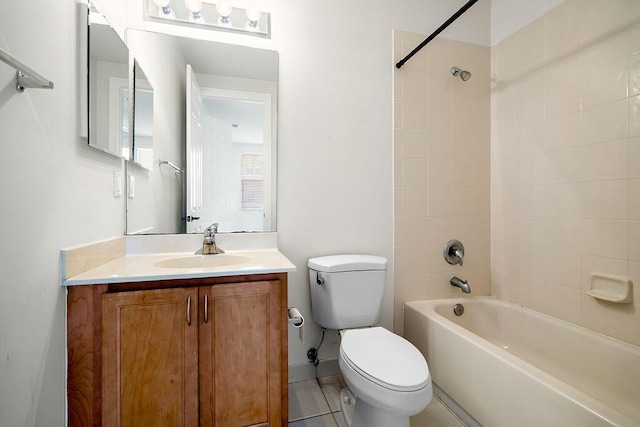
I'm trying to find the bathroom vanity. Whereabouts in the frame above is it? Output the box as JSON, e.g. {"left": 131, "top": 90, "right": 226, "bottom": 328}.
{"left": 63, "top": 234, "right": 295, "bottom": 427}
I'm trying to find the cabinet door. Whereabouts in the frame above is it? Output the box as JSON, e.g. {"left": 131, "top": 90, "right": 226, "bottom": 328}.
{"left": 102, "top": 287, "right": 199, "bottom": 427}
{"left": 199, "top": 281, "right": 282, "bottom": 426}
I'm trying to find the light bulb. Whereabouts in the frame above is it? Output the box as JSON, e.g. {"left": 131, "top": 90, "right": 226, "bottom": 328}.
{"left": 216, "top": 0, "right": 232, "bottom": 25}
{"left": 152, "top": 0, "right": 174, "bottom": 18}
{"left": 185, "top": 0, "right": 203, "bottom": 22}
{"left": 246, "top": 2, "right": 261, "bottom": 29}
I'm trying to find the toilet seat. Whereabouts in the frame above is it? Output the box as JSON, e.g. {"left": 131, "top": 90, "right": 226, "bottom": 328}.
{"left": 340, "top": 327, "right": 430, "bottom": 392}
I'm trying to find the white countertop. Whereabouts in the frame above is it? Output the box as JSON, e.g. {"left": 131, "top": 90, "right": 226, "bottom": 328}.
{"left": 63, "top": 249, "right": 296, "bottom": 286}
{"left": 61, "top": 233, "right": 296, "bottom": 286}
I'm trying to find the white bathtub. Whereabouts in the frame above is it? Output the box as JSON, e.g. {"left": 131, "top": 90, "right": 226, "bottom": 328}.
{"left": 404, "top": 297, "right": 640, "bottom": 427}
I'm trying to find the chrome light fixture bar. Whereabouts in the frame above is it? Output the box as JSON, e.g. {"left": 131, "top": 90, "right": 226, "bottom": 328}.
{"left": 146, "top": 0, "right": 271, "bottom": 38}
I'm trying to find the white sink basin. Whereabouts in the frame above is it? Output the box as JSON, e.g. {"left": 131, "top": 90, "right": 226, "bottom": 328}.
{"left": 154, "top": 254, "right": 252, "bottom": 269}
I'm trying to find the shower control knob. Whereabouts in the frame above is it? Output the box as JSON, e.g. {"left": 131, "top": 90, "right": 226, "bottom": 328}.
{"left": 443, "top": 240, "right": 465, "bottom": 266}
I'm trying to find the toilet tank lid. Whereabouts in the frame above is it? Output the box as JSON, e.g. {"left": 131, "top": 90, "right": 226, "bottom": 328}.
{"left": 308, "top": 254, "right": 388, "bottom": 272}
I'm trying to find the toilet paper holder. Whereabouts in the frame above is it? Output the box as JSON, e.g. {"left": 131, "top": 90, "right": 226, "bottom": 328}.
{"left": 287, "top": 307, "right": 304, "bottom": 327}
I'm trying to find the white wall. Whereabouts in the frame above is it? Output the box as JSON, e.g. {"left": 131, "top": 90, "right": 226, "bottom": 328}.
{"left": 0, "top": 0, "right": 125, "bottom": 425}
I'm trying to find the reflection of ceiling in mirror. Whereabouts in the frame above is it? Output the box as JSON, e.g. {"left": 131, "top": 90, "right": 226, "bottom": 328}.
{"left": 203, "top": 97, "right": 264, "bottom": 145}
{"left": 176, "top": 36, "right": 278, "bottom": 82}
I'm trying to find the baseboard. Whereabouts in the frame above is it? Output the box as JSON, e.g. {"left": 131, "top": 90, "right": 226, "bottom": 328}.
{"left": 288, "top": 359, "right": 340, "bottom": 383}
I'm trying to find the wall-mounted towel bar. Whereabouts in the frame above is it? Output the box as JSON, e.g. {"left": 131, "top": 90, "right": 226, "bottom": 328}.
{"left": 159, "top": 159, "right": 184, "bottom": 173}
{"left": 0, "top": 48, "right": 54, "bottom": 93}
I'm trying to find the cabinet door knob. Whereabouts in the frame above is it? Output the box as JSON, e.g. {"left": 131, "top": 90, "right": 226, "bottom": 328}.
{"left": 187, "top": 296, "right": 192, "bottom": 325}
{"left": 204, "top": 294, "right": 209, "bottom": 323}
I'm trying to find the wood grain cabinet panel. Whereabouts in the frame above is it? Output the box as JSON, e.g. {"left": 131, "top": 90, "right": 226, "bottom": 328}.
{"left": 67, "top": 273, "right": 288, "bottom": 427}
{"left": 102, "top": 288, "right": 199, "bottom": 427}
{"left": 199, "top": 281, "right": 282, "bottom": 426}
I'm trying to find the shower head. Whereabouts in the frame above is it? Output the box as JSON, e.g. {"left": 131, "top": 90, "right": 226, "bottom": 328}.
{"left": 451, "top": 66, "right": 471, "bottom": 81}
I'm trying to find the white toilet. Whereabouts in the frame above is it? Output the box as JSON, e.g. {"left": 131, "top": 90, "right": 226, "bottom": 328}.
{"left": 308, "top": 254, "right": 432, "bottom": 427}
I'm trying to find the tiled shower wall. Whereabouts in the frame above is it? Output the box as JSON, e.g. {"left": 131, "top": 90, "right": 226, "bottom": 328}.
{"left": 393, "top": 31, "right": 492, "bottom": 333}
{"left": 491, "top": 0, "right": 640, "bottom": 346}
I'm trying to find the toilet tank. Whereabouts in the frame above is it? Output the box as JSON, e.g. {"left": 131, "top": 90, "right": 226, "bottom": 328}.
{"left": 308, "top": 254, "right": 388, "bottom": 330}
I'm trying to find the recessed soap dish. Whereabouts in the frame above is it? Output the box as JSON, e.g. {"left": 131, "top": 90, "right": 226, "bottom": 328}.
{"left": 586, "top": 272, "right": 633, "bottom": 303}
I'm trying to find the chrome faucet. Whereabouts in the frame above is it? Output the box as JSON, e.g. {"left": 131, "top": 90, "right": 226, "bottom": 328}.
{"left": 202, "top": 223, "right": 223, "bottom": 254}
{"left": 450, "top": 276, "right": 471, "bottom": 294}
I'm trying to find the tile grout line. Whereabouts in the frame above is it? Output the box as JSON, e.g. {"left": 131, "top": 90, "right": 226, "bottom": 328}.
{"left": 316, "top": 377, "right": 340, "bottom": 426}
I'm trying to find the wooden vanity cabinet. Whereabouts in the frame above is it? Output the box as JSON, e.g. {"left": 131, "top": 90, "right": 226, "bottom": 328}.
{"left": 67, "top": 273, "right": 288, "bottom": 427}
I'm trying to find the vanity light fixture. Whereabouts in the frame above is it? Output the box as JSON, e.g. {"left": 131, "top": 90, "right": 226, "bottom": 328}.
{"left": 185, "top": 0, "right": 204, "bottom": 22}
{"left": 152, "top": 0, "right": 175, "bottom": 18}
{"left": 145, "top": 0, "right": 271, "bottom": 38}
{"left": 245, "top": 2, "right": 261, "bottom": 31}
{"left": 215, "top": 0, "right": 233, "bottom": 26}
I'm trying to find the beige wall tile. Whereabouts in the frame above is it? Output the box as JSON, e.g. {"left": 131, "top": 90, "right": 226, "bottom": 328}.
{"left": 581, "top": 0, "right": 631, "bottom": 45}
{"left": 544, "top": 112, "right": 581, "bottom": 151}
{"left": 544, "top": 60, "right": 582, "bottom": 118}
{"left": 402, "top": 71, "right": 429, "bottom": 102}
{"left": 630, "top": 137, "right": 640, "bottom": 179}
{"left": 580, "top": 295, "right": 640, "bottom": 347}
{"left": 543, "top": 282, "right": 581, "bottom": 324}
{"left": 542, "top": 250, "right": 581, "bottom": 289}
{"left": 402, "top": 100, "right": 428, "bottom": 130}
{"left": 582, "top": 99, "right": 629, "bottom": 146}
{"left": 427, "top": 41, "right": 452, "bottom": 75}
{"left": 631, "top": 96, "right": 640, "bottom": 136}
{"left": 628, "top": 179, "right": 640, "bottom": 220}
{"left": 427, "top": 103, "right": 452, "bottom": 132}
{"left": 402, "top": 217, "right": 429, "bottom": 247}
{"left": 451, "top": 161, "right": 475, "bottom": 188}
{"left": 543, "top": 0, "right": 582, "bottom": 62}
{"left": 581, "top": 219, "right": 628, "bottom": 259}
{"left": 630, "top": 221, "right": 640, "bottom": 262}
{"left": 403, "top": 187, "right": 428, "bottom": 217}
{"left": 581, "top": 180, "right": 628, "bottom": 220}
{"left": 402, "top": 129, "right": 428, "bottom": 158}
{"left": 581, "top": 32, "right": 629, "bottom": 108}
{"left": 427, "top": 158, "right": 451, "bottom": 189}
{"left": 580, "top": 140, "right": 628, "bottom": 181}
{"left": 428, "top": 72, "right": 452, "bottom": 105}
{"left": 402, "top": 158, "right": 428, "bottom": 188}
{"left": 401, "top": 245, "right": 429, "bottom": 276}
{"left": 452, "top": 133, "right": 475, "bottom": 162}
{"left": 427, "top": 131, "right": 452, "bottom": 159}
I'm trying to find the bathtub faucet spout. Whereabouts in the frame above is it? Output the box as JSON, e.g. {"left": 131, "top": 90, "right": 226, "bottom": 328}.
{"left": 450, "top": 276, "right": 471, "bottom": 293}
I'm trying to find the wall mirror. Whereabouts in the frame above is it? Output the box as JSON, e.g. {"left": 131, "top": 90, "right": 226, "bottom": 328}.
{"left": 125, "top": 29, "right": 278, "bottom": 235}
{"left": 87, "top": 2, "right": 131, "bottom": 160}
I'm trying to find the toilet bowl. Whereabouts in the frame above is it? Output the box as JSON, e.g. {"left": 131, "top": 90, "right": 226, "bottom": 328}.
{"left": 308, "top": 255, "right": 432, "bottom": 427}
{"left": 339, "top": 327, "right": 432, "bottom": 426}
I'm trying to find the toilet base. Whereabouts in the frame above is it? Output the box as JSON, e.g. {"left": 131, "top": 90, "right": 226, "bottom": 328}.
{"left": 339, "top": 387, "right": 410, "bottom": 427}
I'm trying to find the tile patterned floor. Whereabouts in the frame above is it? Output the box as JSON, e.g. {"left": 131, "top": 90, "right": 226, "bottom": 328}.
{"left": 288, "top": 375, "right": 466, "bottom": 427}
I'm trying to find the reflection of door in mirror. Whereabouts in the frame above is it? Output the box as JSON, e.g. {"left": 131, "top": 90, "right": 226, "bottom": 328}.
{"left": 186, "top": 66, "right": 273, "bottom": 233}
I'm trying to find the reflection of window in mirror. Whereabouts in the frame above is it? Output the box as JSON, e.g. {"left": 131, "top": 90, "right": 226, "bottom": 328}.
{"left": 241, "top": 153, "right": 264, "bottom": 209}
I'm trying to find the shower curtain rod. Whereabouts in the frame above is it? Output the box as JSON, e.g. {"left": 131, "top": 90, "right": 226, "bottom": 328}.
{"left": 396, "top": 0, "right": 479, "bottom": 69}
